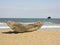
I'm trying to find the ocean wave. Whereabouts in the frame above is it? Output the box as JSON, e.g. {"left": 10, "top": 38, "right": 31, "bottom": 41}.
{"left": 0, "top": 25, "right": 60, "bottom": 30}
{"left": 0, "top": 22, "right": 60, "bottom": 30}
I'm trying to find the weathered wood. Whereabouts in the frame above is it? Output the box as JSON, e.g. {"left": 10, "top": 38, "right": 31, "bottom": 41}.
{"left": 6, "top": 21, "right": 43, "bottom": 32}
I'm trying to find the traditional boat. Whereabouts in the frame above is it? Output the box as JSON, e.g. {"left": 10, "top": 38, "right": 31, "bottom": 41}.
{"left": 6, "top": 21, "right": 43, "bottom": 33}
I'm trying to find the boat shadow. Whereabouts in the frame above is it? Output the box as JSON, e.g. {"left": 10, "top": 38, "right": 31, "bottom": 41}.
{"left": 2, "top": 31, "right": 34, "bottom": 34}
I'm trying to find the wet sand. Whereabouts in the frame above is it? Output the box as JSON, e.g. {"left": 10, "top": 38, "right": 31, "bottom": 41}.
{"left": 0, "top": 30, "right": 60, "bottom": 45}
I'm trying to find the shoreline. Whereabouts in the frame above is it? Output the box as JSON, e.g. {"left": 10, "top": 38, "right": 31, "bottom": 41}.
{"left": 0, "top": 25, "right": 60, "bottom": 30}
{"left": 0, "top": 22, "right": 60, "bottom": 30}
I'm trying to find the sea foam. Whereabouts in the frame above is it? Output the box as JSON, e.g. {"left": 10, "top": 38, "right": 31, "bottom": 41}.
{"left": 0, "top": 22, "right": 60, "bottom": 30}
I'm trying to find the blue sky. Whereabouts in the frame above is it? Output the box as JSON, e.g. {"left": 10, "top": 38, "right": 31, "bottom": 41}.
{"left": 0, "top": 0, "right": 60, "bottom": 18}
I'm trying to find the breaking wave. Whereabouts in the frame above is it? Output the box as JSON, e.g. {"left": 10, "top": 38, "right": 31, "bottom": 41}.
{"left": 0, "top": 22, "right": 60, "bottom": 30}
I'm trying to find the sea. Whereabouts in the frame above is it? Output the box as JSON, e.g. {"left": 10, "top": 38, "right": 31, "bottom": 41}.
{"left": 0, "top": 18, "right": 60, "bottom": 30}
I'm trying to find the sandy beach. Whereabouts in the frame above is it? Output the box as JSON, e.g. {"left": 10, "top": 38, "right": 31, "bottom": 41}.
{"left": 0, "top": 30, "right": 60, "bottom": 45}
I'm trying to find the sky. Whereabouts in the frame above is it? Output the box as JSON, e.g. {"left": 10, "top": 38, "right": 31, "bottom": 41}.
{"left": 0, "top": 0, "right": 60, "bottom": 18}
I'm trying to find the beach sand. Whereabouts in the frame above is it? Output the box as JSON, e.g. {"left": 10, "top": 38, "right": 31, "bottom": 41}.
{"left": 0, "top": 30, "right": 60, "bottom": 45}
